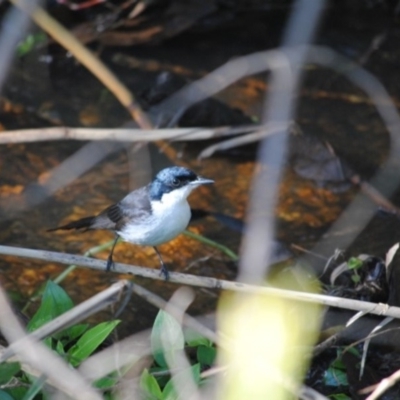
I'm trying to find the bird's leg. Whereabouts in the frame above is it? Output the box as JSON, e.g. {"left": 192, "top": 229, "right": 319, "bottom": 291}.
{"left": 153, "top": 246, "right": 169, "bottom": 280}
{"left": 106, "top": 235, "right": 120, "bottom": 271}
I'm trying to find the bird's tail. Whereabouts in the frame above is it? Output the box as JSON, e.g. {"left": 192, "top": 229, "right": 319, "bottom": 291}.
{"left": 47, "top": 216, "right": 96, "bottom": 232}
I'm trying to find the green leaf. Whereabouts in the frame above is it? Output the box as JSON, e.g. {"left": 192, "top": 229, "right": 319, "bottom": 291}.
{"left": 43, "top": 337, "right": 52, "bottom": 349}
{"left": 186, "top": 337, "right": 212, "bottom": 347}
{"left": 197, "top": 345, "right": 216, "bottom": 366}
{"left": 149, "top": 367, "right": 170, "bottom": 388}
{"left": 0, "top": 390, "right": 14, "bottom": 400}
{"left": 151, "top": 311, "right": 184, "bottom": 368}
{"left": 27, "top": 281, "right": 74, "bottom": 333}
{"left": 67, "top": 324, "right": 89, "bottom": 341}
{"left": 330, "top": 358, "right": 346, "bottom": 370}
{"left": 0, "top": 362, "right": 20, "bottom": 384}
{"left": 2, "top": 387, "right": 28, "bottom": 400}
{"left": 347, "top": 257, "right": 363, "bottom": 270}
{"left": 162, "top": 364, "right": 201, "bottom": 400}
{"left": 324, "top": 366, "right": 348, "bottom": 387}
{"left": 94, "top": 376, "right": 117, "bottom": 390}
{"left": 184, "top": 330, "right": 212, "bottom": 347}
{"left": 68, "top": 320, "right": 120, "bottom": 366}
{"left": 140, "top": 369, "right": 162, "bottom": 400}
{"left": 55, "top": 340, "right": 65, "bottom": 356}
{"left": 17, "top": 33, "right": 47, "bottom": 57}
{"left": 191, "top": 363, "right": 201, "bottom": 384}
{"left": 162, "top": 381, "right": 176, "bottom": 400}
{"left": 347, "top": 346, "right": 361, "bottom": 357}
{"left": 329, "top": 394, "right": 352, "bottom": 400}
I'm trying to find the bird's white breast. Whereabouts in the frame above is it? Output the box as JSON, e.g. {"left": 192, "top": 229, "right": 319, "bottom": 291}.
{"left": 118, "top": 189, "right": 191, "bottom": 246}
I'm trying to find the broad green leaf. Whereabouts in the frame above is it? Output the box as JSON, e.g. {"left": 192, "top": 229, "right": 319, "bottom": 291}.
{"left": 184, "top": 330, "right": 212, "bottom": 347}
{"left": 68, "top": 320, "right": 120, "bottom": 366}
{"left": 330, "top": 358, "right": 346, "bottom": 370}
{"left": 347, "top": 346, "right": 360, "bottom": 357}
{"left": 55, "top": 340, "right": 65, "bottom": 356}
{"left": 197, "top": 345, "right": 216, "bottom": 366}
{"left": 27, "top": 281, "right": 74, "bottom": 333}
{"left": 191, "top": 363, "right": 201, "bottom": 384}
{"left": 162, "top": 364, "right": 201, "bottom": 400}
{"left": 2, "top": 387, "right": 28, "bottom": 400}
{"left": 149, "top": 366, "right": 169, "bottom": 388}
{"left": 140, "top": 369, "right": 162, "bottom": 400}
{"left": 324, "top": 367, "right": 348, "bottom": 387}
{"left": 162, "top": 379, "right": 176, "bottom": 400}
{"left": 67, "top": 324, "right": 89, "bottom": 341}
{"left": 0, "top": 362, "right": 20, "bottom": 384}
{"left": 347, "top": 257, "right": 363, "bottom": 270}
{"left": 43, "top": 337, "right": 52, "bottom": 349}
{"left": 0, "top": 390, "right": 14, "bottom": 400}
{"left": 151, "top": 311, "right": 184, "bottom": 368}
{"left": 94, "top": 376, "right": 117, "bottom": 390}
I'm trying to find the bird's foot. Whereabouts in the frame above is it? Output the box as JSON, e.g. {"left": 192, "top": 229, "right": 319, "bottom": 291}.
{"left": 159, "top": 264, "right": 170, "bottom": 281}
{"left": 106, "top": 255, "right": 114, "bottom": 271}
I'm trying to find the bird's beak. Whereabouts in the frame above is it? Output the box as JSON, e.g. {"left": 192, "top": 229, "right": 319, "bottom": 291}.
{"left": 191, "top": 176, "right": 214, "bottom": 186}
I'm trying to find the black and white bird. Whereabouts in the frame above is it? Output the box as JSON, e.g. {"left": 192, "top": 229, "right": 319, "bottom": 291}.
{"left": 49, "top": 166, "right": 214, "bottom": 279}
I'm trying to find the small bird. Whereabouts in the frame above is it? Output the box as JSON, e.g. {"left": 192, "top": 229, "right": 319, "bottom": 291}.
{"left": 49, "top": 166, "right": 214, "bottom": 279}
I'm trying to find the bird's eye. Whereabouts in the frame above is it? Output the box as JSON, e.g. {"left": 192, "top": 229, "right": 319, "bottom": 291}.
{"left": 172, "top": 178, "right": 180, "bottom": 186}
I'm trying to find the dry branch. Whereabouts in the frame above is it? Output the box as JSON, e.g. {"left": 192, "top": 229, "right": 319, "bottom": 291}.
{"left": 0, "top": 244, "right": 400, "bottom": 320}
{"left": 0, "top": 126, "right": 257, "bottom": 144}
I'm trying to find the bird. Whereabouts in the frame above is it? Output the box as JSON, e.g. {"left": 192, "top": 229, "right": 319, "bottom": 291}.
{"left": 48, "top": 166, "right": 214, "bottom": 279}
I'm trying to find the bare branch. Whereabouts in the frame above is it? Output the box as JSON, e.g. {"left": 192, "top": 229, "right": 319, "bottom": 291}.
{"left": 0, "top": 126, "right": 257, "bottom": 144}
{"left": 0, "top": 244, "right": 400, "bottom": 320}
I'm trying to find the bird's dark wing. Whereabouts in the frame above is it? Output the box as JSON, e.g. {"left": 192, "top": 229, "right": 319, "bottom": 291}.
{"left": 92, "top": 186, "right": 152, "bottom": 231}
{"left": 48, "top": 186, "right": 152, "bottom": 232}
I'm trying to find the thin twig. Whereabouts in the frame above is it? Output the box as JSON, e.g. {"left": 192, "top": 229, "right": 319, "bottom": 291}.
{"left": 364, "top": 367, "right": 400, "bottom": 400}
{"left": 1, "top": 245, "right": 400, "bottom": 319}
{"left": 0, "top": 126, "right": 258, "bottom": 144}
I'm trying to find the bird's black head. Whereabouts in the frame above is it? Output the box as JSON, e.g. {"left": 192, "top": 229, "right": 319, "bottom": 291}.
{"left": 149, "top": 167, "right": 213, "bottom": 201}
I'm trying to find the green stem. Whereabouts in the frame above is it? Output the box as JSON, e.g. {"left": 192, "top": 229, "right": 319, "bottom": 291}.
{"left": 183, "top": 230, "right": 239, "bottom": 261}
